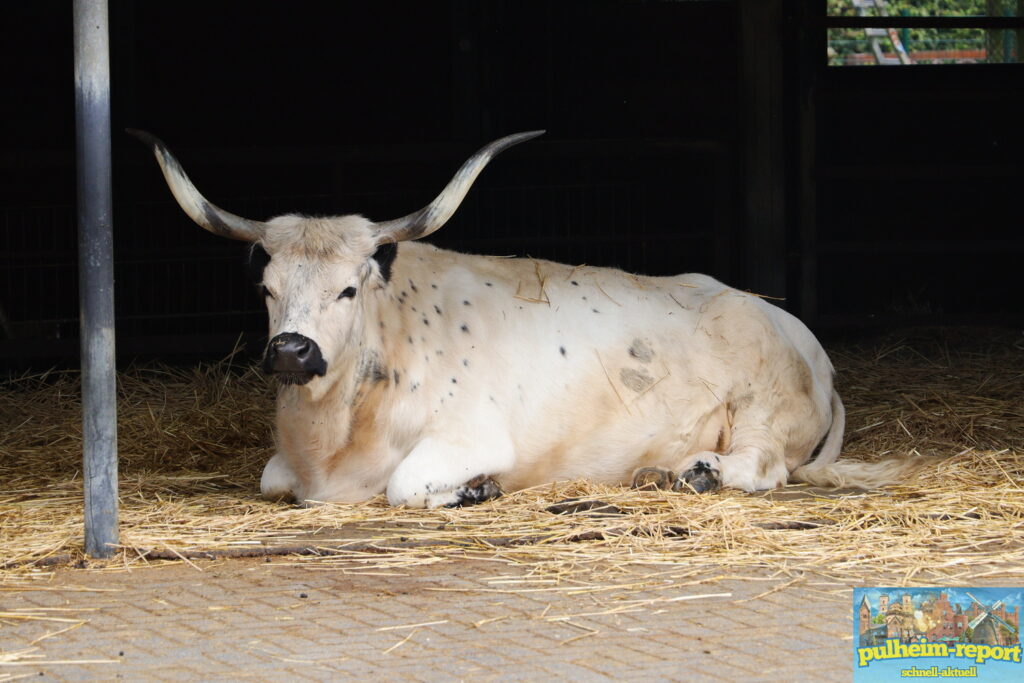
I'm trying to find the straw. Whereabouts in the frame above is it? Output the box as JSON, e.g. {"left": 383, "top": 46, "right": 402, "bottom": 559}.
{"left": 0, "top": 328, "right": 1021, "bottom": 591}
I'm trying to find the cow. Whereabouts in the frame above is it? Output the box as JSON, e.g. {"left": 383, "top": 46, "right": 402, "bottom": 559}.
{"left": 130, "top": 129, "right": 920, "bottom": 508}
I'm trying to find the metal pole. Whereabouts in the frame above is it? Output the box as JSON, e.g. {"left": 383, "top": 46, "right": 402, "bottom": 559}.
{"left": 74, "top": 0, "right": 118, "bottom": 558}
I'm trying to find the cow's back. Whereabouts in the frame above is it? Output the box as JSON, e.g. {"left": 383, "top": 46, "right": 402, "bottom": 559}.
{"left": 374, "top": 244, "right": 830, "bottom": 490}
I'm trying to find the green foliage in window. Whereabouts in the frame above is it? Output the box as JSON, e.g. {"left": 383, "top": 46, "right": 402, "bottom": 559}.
{"left": 827, "top": 0, "right": 1021, "bottom": 63}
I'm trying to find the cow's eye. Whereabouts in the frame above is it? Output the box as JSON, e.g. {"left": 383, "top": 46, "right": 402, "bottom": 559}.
{"left": 261, "top": 285, "right": 275, "bottom": 300}
{"left": 338, "top": 286, "right": 357, "bottom": 300}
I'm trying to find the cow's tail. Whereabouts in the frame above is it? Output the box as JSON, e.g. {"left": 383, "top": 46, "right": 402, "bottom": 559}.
{"left": 811, "top": 389, "right": 846, "bottom": 467}
{"left": 788, "top": 390, "right": 929, "bottom": 489}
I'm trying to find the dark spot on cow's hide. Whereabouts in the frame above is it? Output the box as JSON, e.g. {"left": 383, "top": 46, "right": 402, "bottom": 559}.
{"left": 393, "top": 369, "right": 400, "bottom": 385}
{"left": 571, "top": 280, "right": 579, "bottom": 286}
{"left": 463, "top": 300, "right": 471, "bottom": 306}
{"left": 451, "top": 377, "right": 457, "bottom": 384}
{"left": 431, "top": 283, "right": 438, "bottom": 289}
{"left": 434, "top": 305, "right": 443, "bottom": 315}
{"left": 791, "top": 351, "right": 815, "bottom": 398}
{"left": 485, "top": 282, "right": 493, "bottom": 287}
{"left": 407, "top": 336, "right": 413, "bottom": 344}
{"left": 400, "top": 290, "right": 408, "bottom": 298}
{"left": 247, "top": 244, "right": 272, "bottom": 285}
{"left": 460, "top": 324, "right": 470, "bottom": 333}
{"left": 358, "top": 352, "right": 388, "bottom": 384}
{"left": 628, "top": 338, "right": 655, "bottom": 363}
{"left": 436, "top": 349, "right": 444, "bottom": 356}
{"left": 370, "top": 242, "right": 398, "bottom": 283}
{"left": 462, "top": 358, "right": 469, "bottom": 367}
{"left": 408, "top": 279, "right": 418, "bottom": 293}
{"left": 559, "top": 346, "right": 566, "bottom": 356}
{"left": 732, "top": 392, "right": 755, "bottom": 411}
{"left": 422, "top": 317, "right": 429, "bottom": 326}
{"left": 620, "top": 368, "right": 654, "bottom": 392}
{"left": 592, "top": 308, "right": 600, "bottom": 314}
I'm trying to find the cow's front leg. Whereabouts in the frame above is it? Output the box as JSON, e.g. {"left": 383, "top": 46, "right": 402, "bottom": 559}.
{"left": 260, "top": 452, "right": 300, "bottom": 502}
{"left": 447, "top": 474, "right": 503, "bottom": 507}
{"left": 386, "top": 435, "right": 514, "bottom": 509}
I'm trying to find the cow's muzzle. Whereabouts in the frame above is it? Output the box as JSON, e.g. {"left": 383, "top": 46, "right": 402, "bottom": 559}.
{"left": 263, "top": 333, "right": 327, "bottom": 385}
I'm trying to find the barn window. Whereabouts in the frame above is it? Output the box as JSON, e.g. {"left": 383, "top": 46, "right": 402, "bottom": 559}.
{"left": 826, "top": 0, "right": 1024, "bottom": 66}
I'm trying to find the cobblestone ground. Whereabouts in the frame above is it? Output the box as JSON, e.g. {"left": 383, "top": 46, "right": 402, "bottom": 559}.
{"left": 1, "top": 558, "right": 854, "bottom": 682}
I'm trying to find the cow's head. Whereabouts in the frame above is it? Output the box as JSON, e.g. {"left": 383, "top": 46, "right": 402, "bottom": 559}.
{"left": 129, "top": 129, "right": 542, "bottom": 390}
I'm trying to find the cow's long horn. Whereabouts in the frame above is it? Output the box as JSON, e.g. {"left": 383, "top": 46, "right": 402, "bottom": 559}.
{"left": 374, "top": 130, "right": 544, "bottom": 244}
{"left": 127, "top": 129, "right": 267, "bottom": 242}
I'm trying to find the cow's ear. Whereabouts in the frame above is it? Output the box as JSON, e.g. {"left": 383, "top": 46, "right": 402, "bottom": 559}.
{"left": 370, "top": 242, "right": 397, "bottom": 283}
{"left": 248, "top": 243, "right": 271, "bottom": 285}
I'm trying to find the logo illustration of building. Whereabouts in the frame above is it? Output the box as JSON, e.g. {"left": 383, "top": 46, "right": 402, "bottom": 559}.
{"left": 858, "top": 591, "right": 1020, "bottom": 647}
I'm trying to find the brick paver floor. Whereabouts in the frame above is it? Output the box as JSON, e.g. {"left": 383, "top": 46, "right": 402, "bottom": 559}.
{"left": 1, "top": 557, "right": 854, "bottom": 681}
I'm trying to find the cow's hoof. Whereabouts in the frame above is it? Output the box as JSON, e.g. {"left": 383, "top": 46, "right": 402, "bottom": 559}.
{"left": 675, "top": 459, "right": 721, "bottom": 493}
{"left": 446, "top": 475, "right": 503, "bottom": 507}
{"left": 631, "top": 466, "right": 677, "bottom": 491}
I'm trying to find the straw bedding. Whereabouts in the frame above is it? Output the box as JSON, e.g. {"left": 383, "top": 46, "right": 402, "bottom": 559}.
{"left": 1, "top": 329, "right": 1022, "bottom": 587}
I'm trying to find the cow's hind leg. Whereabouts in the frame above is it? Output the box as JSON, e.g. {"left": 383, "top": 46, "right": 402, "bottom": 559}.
{"left": 672, "top": 445, "right": 789, "bottom": 494}
{"left": 668, "top": 395, "right": 808, "bottom": 493}
{"left": 675, "top": 452, "right": 724, "bottom": 493}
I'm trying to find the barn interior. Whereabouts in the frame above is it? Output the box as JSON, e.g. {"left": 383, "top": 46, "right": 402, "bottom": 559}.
{"left": 1, "top": 2, "right": 1023, "bottom": 669}
{"left": 3, "top": 1, "right": 1022, "bottom": 361}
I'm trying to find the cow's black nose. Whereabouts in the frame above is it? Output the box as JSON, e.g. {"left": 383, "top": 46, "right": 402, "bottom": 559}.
{"left": 264, "top": 333, "right": 327, "bottom": 383}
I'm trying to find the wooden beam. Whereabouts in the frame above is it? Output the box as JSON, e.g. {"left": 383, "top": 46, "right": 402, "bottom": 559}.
{"left": 797, "top": 0, "right": 824, "bottom": 324}
{"left": 738, "top": 0, "right": 786, "bottom": 299}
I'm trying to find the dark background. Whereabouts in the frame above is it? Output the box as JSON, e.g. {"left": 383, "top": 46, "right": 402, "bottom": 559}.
{"left": 1, "top": 0, "right": 1021, "bottom": 368}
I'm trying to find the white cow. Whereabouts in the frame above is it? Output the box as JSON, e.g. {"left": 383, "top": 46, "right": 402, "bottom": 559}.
{"left": 131, "top": 129, "right": 918, "bottom": 507}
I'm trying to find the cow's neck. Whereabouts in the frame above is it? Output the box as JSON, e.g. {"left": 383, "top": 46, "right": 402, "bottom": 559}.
{"left": 277, "top": 314, "right": 387, "bottom": 464}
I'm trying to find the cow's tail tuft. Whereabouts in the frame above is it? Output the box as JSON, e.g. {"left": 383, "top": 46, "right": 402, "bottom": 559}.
{"left": 789, "top": 456, "right": 932, "bottom": 489}
{"left": 788, "top": 390, "right": 931, "bottom": 489}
